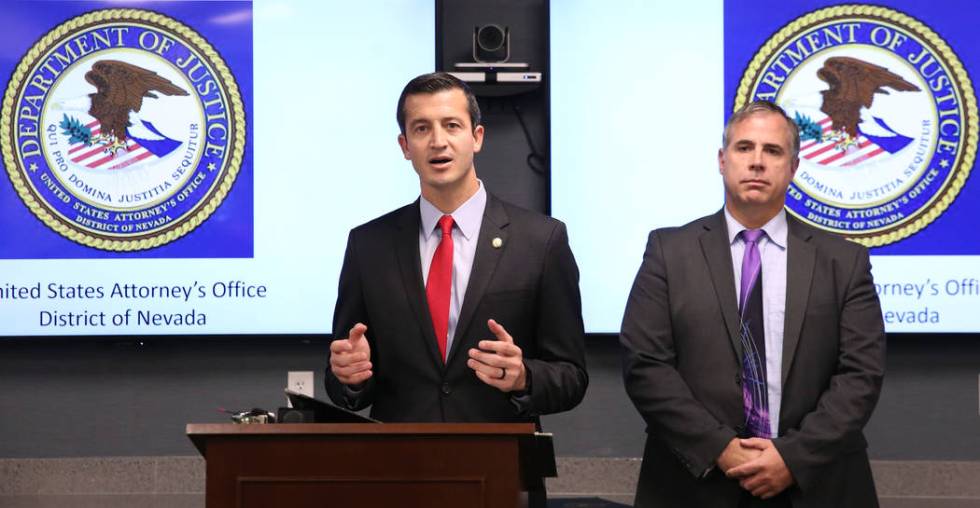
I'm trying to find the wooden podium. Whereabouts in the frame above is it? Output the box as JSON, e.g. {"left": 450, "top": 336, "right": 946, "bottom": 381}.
{"left": 187, "top": 423, "right": 549, "bottom": 508}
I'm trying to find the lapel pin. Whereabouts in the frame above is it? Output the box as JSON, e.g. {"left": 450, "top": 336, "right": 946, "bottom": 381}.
{"left": 492, "top": 237, "right": 503, "bottom": 249}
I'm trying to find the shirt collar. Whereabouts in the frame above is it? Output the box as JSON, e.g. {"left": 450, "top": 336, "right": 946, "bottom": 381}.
{"left": 724, "top": 206, "right": 788, "bottom": 250}
{"left": 419, "top": 180, "right": 487, "bottom": 240}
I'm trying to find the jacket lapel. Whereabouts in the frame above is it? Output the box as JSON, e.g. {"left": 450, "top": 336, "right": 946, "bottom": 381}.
{"left": 699, "top": 210, "right": 744, "bottom": 363}
{"left": 446, "top": 194, "right": 509, "bottom": 365}
{"left": 394, "top": 201, "right": 445, "bottom": 370}
{"left": 781, "top": 216, "right": 815, "bottom": 386}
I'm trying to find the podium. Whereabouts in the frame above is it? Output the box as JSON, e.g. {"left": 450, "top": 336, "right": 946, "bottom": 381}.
{"left": 187, "top": 423, "right": 550, "bottom": 508}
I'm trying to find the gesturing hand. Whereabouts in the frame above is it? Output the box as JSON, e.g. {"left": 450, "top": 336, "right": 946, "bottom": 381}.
{"left": 467, "top": 319, "right": 526, "bottom": 392}
{"left": 329, "top": 323, "right": 373, "bottom": 386}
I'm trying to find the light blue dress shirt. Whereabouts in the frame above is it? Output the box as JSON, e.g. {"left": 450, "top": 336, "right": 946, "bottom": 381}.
{"left": 419, "top": 181, "right": 487, "bottom": 352}
{"left": 725, "top": 207, "right": 787, "bottom": 437}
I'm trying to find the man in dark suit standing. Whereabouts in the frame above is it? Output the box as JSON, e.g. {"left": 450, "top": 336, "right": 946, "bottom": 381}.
{"left": 325, "top": 72, "right": 587, "bottom": 425}
{"left": 621, "top": 101, "right": 886, "bottom": 507}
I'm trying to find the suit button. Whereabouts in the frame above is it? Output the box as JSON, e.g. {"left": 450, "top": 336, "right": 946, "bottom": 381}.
{"left": 735, "top": 375, "right": 742, "bottom": 386}
{"left": 441, "top": 383, "right": 451, "bottom": 396}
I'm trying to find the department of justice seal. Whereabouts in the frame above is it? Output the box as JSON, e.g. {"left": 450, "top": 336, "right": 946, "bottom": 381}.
{"left": 735, "top": 5, "right": 977, "bottom": 246}
{"left": 1, "top": 9, "right": 245, "bottom": 251}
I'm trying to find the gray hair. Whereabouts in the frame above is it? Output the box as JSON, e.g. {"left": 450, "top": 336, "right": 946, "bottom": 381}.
{"left": 722, "top": 101, "right": 800, "bottom": 160}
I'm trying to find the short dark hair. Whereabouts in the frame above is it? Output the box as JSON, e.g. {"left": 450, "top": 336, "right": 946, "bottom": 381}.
{"left": 722, "top": 101, "right": 800, "bottom": 160}
{"left": 396, "top": 72, "right": 481, "bottom": 134}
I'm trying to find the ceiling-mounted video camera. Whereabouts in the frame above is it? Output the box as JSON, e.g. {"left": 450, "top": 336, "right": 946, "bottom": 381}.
{"left": 473, "top": 24, "right": 510, "bottom": 63}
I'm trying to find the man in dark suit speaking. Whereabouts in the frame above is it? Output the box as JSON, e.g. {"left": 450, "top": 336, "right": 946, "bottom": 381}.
{"left": 621, "top": 101, "right": 886, "bottom": 507}
{"left": 325, "top": 72, "right": 587, "bottom": 425}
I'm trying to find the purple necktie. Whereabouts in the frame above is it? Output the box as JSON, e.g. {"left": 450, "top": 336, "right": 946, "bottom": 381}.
{"left": 739, "top": 229, "right": 770, "bottom": 438}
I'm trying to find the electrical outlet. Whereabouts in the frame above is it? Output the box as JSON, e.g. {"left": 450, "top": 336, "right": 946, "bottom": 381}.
{"left": 288, "top": 371, "right": 315, "bottom": 398}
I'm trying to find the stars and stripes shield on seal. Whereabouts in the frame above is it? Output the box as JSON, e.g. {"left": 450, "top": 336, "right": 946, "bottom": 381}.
{"left": 66, "top": 119, "right": 182, "bottom": 171}
{"left": 798, "top": 116, "right": 912, "bottom": 168}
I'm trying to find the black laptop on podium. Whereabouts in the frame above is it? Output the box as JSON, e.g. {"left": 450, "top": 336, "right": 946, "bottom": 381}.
{"left": 282, "top": 389, "right": 379, "bottom": 423}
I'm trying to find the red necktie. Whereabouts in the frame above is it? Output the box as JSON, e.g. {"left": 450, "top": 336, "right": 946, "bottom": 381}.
{"left": 426, "top": 215, "right": 454, "bottom": 362}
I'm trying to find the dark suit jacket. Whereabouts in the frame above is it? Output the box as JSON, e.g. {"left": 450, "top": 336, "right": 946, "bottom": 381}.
{"left": 325, "top": 193, "right": 588, "bottom": 423}
{"left": 621, "top": 210, "right": 885, "bottom": 508}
